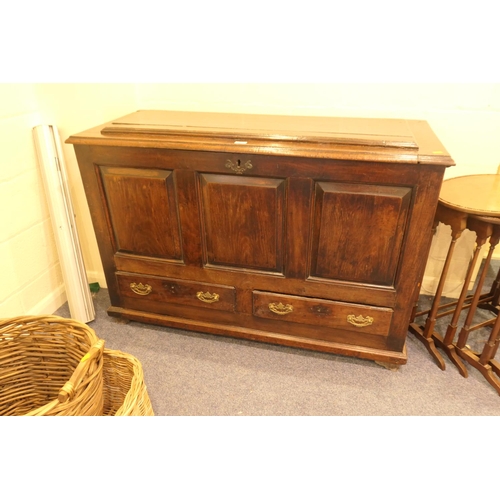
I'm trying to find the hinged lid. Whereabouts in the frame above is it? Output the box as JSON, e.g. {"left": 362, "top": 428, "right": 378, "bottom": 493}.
{"left": 66, "top": 110, "right": 455, "bottom": 166}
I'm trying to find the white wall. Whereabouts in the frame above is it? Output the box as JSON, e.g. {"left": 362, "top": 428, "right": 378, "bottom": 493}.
{"left": 0, "top": 84, "right": 65, "bottom": 316}
{"left": 1, "top": 83, "right": 498, "bottom": 317}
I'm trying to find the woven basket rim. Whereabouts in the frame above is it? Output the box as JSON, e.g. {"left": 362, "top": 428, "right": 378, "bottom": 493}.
{"left": 0, "top": 315, "right": 104, "bottom": 416}
{"left": 102, "top": 348, "right": 154, "bottom": 416}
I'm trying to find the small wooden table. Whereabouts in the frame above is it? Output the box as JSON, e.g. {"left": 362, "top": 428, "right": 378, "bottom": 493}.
{"left": 409, "top": 174, "right": 500, "bottom": 393}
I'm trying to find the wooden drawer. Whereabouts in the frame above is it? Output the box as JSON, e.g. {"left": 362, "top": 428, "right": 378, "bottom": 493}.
{"left": 253, "top": 291, "right": 393, "bottom": 337}
{"left": 116, "top": 272, "right": 236, "bottom": 312}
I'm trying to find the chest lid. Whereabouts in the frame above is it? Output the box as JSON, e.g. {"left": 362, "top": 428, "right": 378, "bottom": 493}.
{"left": 66, "top": 109, "right": 454, "bottom": 166}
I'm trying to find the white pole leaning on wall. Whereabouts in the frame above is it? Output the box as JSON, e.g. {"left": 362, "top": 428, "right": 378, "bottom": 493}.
{"left": 33, "top": 125, "right": 95, "bottom": 323}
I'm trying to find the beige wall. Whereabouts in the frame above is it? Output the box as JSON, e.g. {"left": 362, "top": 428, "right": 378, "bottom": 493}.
{"left": 1, "top": 84, "right": 499, "bottom": 316}
{"left": 0, "top": 84, "right": 64, "bottom": 316}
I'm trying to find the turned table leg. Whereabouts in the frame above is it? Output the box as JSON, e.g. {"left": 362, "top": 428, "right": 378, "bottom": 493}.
{"left": 488, "top": 266, "right": 500, "bottom": 309}
{"left": 409, "top": 210, "right": 466, "bottom": 370}
{"left": 433, "top": 218, "right": 493, "bottom": 376}
{"left": 456, "top": 313, "right": 500, "bottom": 395}
{"left": 455, "top": 224, "right": 500, "bottom": 393}
{"left": 456, "top": 229, "right": 499, "bottom": 353}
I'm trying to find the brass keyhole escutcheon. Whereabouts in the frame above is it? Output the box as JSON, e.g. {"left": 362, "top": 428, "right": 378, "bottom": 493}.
{"left": 225, "top": 159, "right": 253, "bottom": 174}
{"left": 311, "top": 305, "right": 331, "bottom": 315}
{"left": 164, "top": 283, "right": 179, "bottom": 295}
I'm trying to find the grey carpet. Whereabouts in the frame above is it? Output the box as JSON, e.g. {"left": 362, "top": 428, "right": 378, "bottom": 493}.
{"left": 55, "top": 262, "right": 500, "bottom": 416}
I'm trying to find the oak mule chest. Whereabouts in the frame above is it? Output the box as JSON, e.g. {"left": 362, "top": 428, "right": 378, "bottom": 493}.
{"left": 67, "top": 110, "right": 454, "bottom": 366}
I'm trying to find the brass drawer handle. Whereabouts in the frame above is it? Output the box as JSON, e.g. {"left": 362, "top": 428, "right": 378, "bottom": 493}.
{"left": 225, "top": 159, "right": 253, "bottom": 174}
{"left": 269, "top": 302, "right": 294, "bottom": 315}
{"left": 347, "top": 314, "right": 374, "bottom": 328}
{"left": 130, "top": 282, "right": 152, "bottom": 296}
{"left": 196, "top": 291, "right": 220, "bottom": 303}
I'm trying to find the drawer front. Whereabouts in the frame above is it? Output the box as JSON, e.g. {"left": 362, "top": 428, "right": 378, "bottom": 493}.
{"left": 116, "top": 272, "right": 236, "bottom": 312}
{"left": 253, "top": 291, "right": 393, "bottom": 337}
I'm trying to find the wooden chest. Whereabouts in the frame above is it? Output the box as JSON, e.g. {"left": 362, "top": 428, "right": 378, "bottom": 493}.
{"left": 67, "top": 110, "right": 454, "bottom": 366}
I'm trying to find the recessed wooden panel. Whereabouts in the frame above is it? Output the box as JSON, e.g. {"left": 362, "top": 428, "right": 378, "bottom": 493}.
{"left": 99, "top": 166, "right": 182, "bottom": 260}
{"left": 199, "top": 174, "right": 285, "bottom": 273}
{"left": 311, "top": 182, "right": 412, "bottom": 286}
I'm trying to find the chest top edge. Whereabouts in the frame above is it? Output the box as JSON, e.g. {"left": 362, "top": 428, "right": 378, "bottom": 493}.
{"left": 65, "top": 110, "right": 455, "bottom": 167}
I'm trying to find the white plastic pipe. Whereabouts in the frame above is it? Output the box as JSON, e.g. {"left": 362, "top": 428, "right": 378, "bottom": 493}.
{"left": 33, "top": 124, "right": 95, "bottom": 323}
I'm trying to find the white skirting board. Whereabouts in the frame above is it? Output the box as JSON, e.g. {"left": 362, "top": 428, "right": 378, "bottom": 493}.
{"left": 33, "top": 125, "right": 95, "bottom": 323}
{"left": 27, "top": 283, "right": 67, "bottom": 317}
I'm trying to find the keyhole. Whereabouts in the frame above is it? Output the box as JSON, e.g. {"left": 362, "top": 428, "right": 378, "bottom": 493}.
{"left": 237, "top": 159, "right": 241, "bottom": 166}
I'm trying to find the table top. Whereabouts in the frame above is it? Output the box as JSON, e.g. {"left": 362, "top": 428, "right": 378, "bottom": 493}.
{"left": 439, "top": 174, "right": 500, "bottom": 217}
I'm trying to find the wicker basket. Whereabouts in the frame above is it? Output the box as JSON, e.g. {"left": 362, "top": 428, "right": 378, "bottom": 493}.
{"left": 0, "top": 315, "right": 104, "bottom": 416}
{"left": 102, "top": 348, "right": 154, "bottom": 416}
